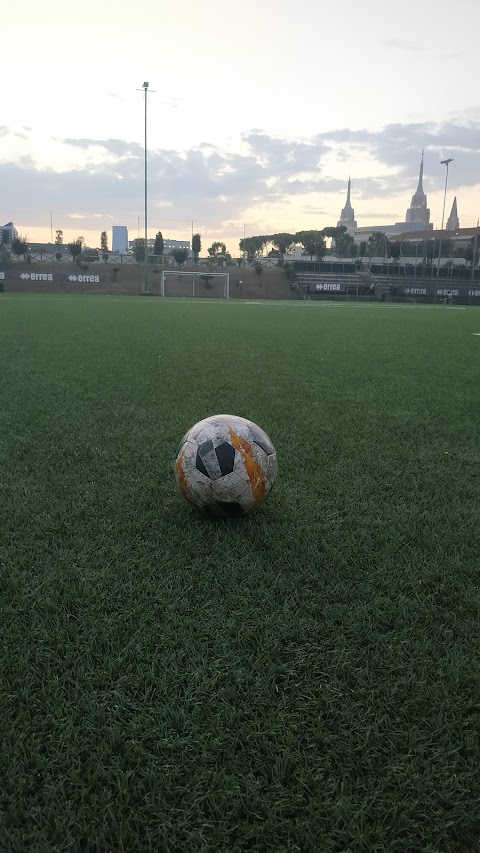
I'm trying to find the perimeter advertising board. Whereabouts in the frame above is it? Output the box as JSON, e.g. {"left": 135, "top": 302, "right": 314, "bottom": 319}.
{"left": 0, "top": 271, "right": 106, "bottom": 284}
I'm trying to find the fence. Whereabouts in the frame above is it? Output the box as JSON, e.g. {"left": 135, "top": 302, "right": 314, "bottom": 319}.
{"left": 295, "top": 270, "right": 480, "bottom": 305}
{"left": 293, "top": 260, "right": 480, "bottom": 282}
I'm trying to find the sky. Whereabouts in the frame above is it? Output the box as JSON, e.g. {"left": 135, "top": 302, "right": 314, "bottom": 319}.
{"left": 1, "top": 0, "right": 479, "bottom": 254}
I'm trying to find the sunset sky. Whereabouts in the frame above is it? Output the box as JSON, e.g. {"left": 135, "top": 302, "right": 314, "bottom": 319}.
{"left": 1, "top": 0, "right": 479, "bottom": 254}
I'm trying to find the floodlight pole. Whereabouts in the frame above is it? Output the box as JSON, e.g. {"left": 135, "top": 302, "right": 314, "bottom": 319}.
{"left": 436, "top": 158, "right": 453, "bottom": 282}
{"left": 142, "top": 82, "right": 149, "bottom": 293}
{"left": 137, "top": 82, "right": 155, "bottom": 293}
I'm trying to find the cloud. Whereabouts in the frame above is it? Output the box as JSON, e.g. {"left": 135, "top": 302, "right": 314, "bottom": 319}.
{"left": 384, "top": 38, "right": 428, "bottom": 52}
{"left": 1, "top": 117, "right": 479, "bottom": 235}
{"left": 61, "top": 137, "right": 144, "bottom": 158}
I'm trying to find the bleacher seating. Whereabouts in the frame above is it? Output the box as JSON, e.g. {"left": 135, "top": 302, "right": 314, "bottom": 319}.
{"left": 296, "top": 272, "right": 372, "bottom": 300}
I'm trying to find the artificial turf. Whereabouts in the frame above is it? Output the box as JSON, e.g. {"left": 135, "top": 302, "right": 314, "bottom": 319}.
{"left": 1, "top": 295, "right": 480, "bottom": 852}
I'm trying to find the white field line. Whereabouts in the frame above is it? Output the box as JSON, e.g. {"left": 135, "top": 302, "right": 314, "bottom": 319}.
{"left": 0, "top": 295, "right": 469, "bottom": 310}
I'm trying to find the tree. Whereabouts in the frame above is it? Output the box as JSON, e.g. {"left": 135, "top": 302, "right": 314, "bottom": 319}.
{"left": 11, "top": 236, "right": 28, "bottom": 262}
{"left": 359, "top": 241, "right": 367, "bottom": 263}
{"left": 67, "top": 236, "right": 84, "bottom": 263}
{"left": 239, "top": 236, "right": 265, "bottom": 260}
{"left": 334, "top": 229, "right": 355, "bottom": 258}
{"left": 154, "top": 231, "right": 164, "bottom": 257}
{"left": 438, "top": 237, "right": 453, "bottom": 260}
{"left": 207, "top": 241, "right": 227, "bottom": 257}
{"left": 349, "top": 242, "right": 358, "bottom": 260}
{"left": 316, "top": 239, "right": 327, "bottom": 262}
{"left": 100, "top": 230, "right": 109, "bottom": 262}
{"left": 424, "top": 240, "right": 435, "bottom": 266}
{"left": 386, "top": 240, "right": 401, "bottom": 262}
{"left": 192, "top": 233, "right": 201, "bottom": 264}
{"left": 133, "top": 238, "right": 146, "bottom": 263}
{"left": 321, "top": 226, "right": 340, "bottom": 243}
{"left": 294, "top": 230, "right": 325, "bottom": 259}
{"left": 1, "top": 229, "right": 9, "bottom": 246}
{"left": 465, "top": 236, "right": 480, "bottom": 268}
{"left": 270, "top": 233, "right": 294, "bottom": 257}
{"left": 173, "top": 248, "right": 189, "bottom": 266}
{"left": 54, "top": 229, "right": 64, "bottom": 261}
{"left": 366, "top": 231, "right": 386, "bottom": 260}
{"left": 0, "top": 244, "right": 11, "bottom": 270}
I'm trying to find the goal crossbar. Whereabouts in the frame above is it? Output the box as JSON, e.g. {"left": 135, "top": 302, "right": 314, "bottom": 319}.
{"left": 160, "top": 271, "right": 230, "bottom": 298}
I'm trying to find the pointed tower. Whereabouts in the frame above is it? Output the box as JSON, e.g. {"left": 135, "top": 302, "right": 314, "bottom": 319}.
{"left": 446, "top": 197, "right": 459, "bottom": 231}
{"left": 337, "top": 178, "right": 357, "bottom": 230}
{"left": 405, "top": 150, "right": 431, "bottom": 229}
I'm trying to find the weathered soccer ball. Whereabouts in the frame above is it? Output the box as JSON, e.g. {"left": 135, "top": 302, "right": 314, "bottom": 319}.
{"left": 175, "top": 414, "right": 277, "bottom": 517}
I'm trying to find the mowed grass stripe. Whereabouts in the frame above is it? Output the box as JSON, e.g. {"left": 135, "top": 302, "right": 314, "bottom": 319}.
{"left": 1, "top": 297, "right": 479, "bottom": 852}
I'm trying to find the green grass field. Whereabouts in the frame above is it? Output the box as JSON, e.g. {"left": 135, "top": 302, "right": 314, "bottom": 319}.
{"left": 1, "top": 295, "right": 480, "bottom": 852}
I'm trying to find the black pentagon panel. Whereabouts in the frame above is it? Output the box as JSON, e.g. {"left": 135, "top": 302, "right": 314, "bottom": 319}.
{"left": 198, "top": 439, "right": 214, "bottom": 456}
{"left": 195, "top": 450, "right": 211, "bottom": 478}
{"left": 213, "top": 501, "right": 246, "bottom": 518}
{"left": 215, "top": 441, "right": 236, "bottom": 476}
{"left": 195, "top": 439, "right": 215, "bottom": 478}
{"left": 247, "top": 422, "right": 275, "bottom": 455}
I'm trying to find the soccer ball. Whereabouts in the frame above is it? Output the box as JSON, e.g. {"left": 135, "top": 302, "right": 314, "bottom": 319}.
{"left": 175, "top": 414, "right": 277, "bottom": 518}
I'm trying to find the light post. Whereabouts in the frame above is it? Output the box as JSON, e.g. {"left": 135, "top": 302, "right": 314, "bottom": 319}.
{"left": 142, "top": 82, "right": 149, "bottom": 293}
{"left": 138, "top": 81, "right": 152, "bottom": 294}
{"left": 437, "top": 158, "right": 453, "bottom": 282}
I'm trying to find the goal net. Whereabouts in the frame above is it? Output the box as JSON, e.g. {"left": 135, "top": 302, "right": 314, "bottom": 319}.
{"left": 160, "top": 271, "right": 230, "bottom": 298}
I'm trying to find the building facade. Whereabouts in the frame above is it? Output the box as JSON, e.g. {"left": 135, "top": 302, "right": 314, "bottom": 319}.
{"left": 163, "top": 239, "right": 190, "bottom": 255}
{"left": 112, "top": 226, "right": 129, "bottom": 254}
{"left": 1, "top": 222, "right": 18, "bottom": 246}
{"left": 127, "top": 237, "right": 191, "bottom": 255}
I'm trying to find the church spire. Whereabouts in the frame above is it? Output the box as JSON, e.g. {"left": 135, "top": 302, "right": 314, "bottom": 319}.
{"left": 416, "top": 149, "right": 424, "bottom": 192}
{"left": 337, "top": 177, "right": 357, "bottom": 230}
{"left": 446, "top": 196, "right": 459, "bottom": 231}
{"left": 405, "top": 150, "right": 430, "bottom": 228}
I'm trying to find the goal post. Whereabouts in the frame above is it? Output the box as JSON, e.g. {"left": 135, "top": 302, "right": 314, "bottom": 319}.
{"left": 160, "top": 271, "right": 230, "bottom": 299}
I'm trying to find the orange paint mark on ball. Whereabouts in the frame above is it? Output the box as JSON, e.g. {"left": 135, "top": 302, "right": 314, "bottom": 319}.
{"left": 176, "top": 449, "right": 193, "bottom": 504}
{"left": 227, "top": 425, "right": 266, "bottom": 505}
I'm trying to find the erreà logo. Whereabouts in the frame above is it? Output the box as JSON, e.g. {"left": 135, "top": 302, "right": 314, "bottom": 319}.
{"left": 20, "top": 273, "right": 54, "bottom": 281}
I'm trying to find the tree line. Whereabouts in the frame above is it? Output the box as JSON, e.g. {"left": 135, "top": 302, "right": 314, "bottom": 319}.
{"left": 1, "top": 224, "right": 478, "bottom": 270}
{"left": 238, "top": 228, "right": 480, "bottom": 266}
{"left": 238, "top": 227, "right": 372, "bottom": 261}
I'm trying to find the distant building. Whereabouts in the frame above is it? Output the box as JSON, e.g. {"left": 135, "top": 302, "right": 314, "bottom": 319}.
{"left": 164, "top": 239, "right": 190, "bottom": 255}
{"left": 112, "top": 226, "right": 128, "bottom": 254}
{"left": 352, "top": 221, "right": 432, "bottom": 242}
{"left": 337, "top": 178, "right": 357, "bottom": 230}
{"left": 446, "top": 197, "right": 460, "bottom": 231}
{"left": 350, "top": 151, "right": 434, "bottom": 241}
{"left": 389, "top": 226, "right": 480, "bottom": 246}
{"left": 28, "top": 242, "right": 68, "bottom": 254}
{"left": 128, "top": 237, "right": 191, "bottom": 256}
{"left": 404, "top": 150, "right": 431, "bottom": 230}
{"left": 1, "top": 222, "right": 18, "bottom": 246}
